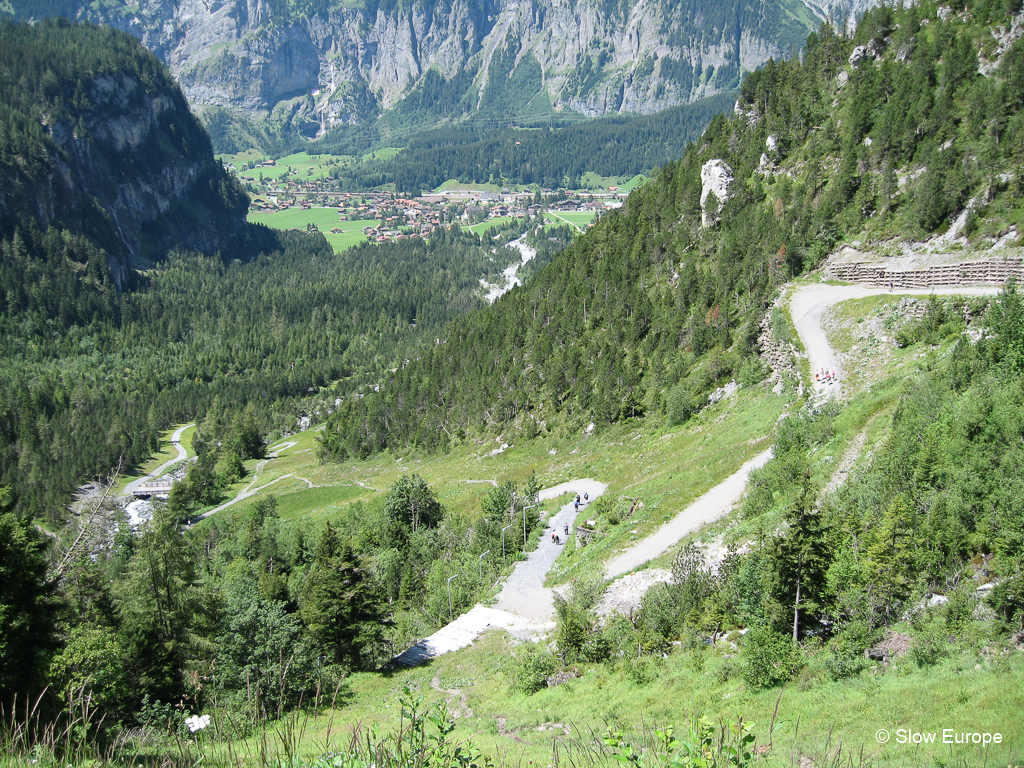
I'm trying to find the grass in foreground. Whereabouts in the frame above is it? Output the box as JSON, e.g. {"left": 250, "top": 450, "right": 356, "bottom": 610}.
{"left": 178, "top": 621, "right": 1023, "bottom": 768}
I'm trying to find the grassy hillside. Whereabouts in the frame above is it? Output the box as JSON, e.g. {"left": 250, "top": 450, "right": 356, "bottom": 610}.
{"left": 103, "top": 282, "right": 1024, "bottom": 767}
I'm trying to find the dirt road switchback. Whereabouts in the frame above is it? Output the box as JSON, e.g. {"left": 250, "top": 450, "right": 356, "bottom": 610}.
{"left": 789, "top": 284, "right": 1002, "bottom": 399}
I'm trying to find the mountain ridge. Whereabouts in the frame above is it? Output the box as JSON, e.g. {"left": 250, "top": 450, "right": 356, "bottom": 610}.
{"left": 7, "top": 0, "right": 877, "bottom": 144}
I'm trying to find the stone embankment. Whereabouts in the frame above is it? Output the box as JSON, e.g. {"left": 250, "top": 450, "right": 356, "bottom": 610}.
{"left": 826, "top": 256, "right": 1024, "bottom": 288}
{"left": 757, "top": 308, "right": 800, "bottom": 389}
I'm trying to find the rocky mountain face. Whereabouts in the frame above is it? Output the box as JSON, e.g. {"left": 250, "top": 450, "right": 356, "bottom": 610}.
{"left": 0, "top": 22, "right": 251, "bottom": 283}
{"left": 9, "top": 0, "right": 880, "bottom": 140}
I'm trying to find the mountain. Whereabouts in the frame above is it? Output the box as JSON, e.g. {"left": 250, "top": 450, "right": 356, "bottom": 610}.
{"left": 320, "top": 0, "right": 1024, "bottom": 458}
{"left": 0, "top": 18, "right": 251, "bottom": 283}
{"left": 5, "top": 0, "right": 876, "bottom": 144}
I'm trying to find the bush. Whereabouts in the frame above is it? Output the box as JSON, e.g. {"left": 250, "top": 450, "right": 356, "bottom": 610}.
{"left": 823, "top": 651, "right": 871, "bottom": 681}
{"left": 714, "top": 656, "right": 742, "bottom": 684}
{"left": 737, "top": 356, "right": 770, "bottom": 387}
{"left": 666, "top": 381, "right": 698, "bottom": 426}
{"left": 509, "top": 643, "right": 557, "bottom": 695}
{"left": 639, "top": 582, "right": 685, "bottom": 640}
{"left": 622, "top": 656, "right": 658, "bottom": 686}
{"left": 909, "top": 621, "right": 954, "bottom": 667}
{"left": 742, "top": 623, "right": 801, "bottom": 689}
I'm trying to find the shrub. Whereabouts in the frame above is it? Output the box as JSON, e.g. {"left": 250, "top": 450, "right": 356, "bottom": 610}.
{"left": 742, "top": 623, "right": 800, "bottom": 689}
{"left": 666, "top": 381, "right": 698, "bottom": 426}
{"left": 622, "top": 656, "right": 658, "bottom": 686}
{"left": 823, "top": 651, "right": 870, "bottom": 681}
{"left": 909, "top": 621, "right": 953, "bottom": 667}
{"left": 509, "top": 643, "right": 557, "bottom": 695}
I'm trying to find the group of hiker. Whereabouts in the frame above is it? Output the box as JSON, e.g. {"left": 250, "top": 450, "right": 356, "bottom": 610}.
{"left": 814, "top": 368, "right": 838, "bottom": 384}
{"left": 553, "top": 492, "right": 589, "bottom": 545}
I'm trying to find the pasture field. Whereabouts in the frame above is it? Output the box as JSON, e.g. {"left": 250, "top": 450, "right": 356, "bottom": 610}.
{"left": 435, "top": 180, "right": 502, "bottom": 193}
{"left": 247, "top": 206, "right": 377, "bottom": 252}
{"left": 579, "top": 171, "right": 648, "bottom": 191}
{"left": 222, "top": 148, "right": 402, "bottom": 183}
{"left": 543, "top": 210, "right": 597, "bottom": 230}
{"left": 467, "top": 216, "right": 515, "bottom": 235}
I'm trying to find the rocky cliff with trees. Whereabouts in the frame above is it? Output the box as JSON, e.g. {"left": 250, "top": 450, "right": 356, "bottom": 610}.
{"left": 7, "top": 0, "right": 876, "bottom": 147}
{"left": 0, "top": 19, "right": 253, "bottom": 283}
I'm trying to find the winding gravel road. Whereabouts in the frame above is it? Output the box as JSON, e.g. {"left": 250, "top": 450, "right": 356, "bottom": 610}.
{"left": 393, "top": 278, "right": 1011, "bottom": 663}
{"left": 603, "top": 448, "right": 773, "bottom": 579}
{"left": 122, "top": 423, "right": 194, "bottom": 497}
{"left": 790, "top": 284, "right": 1002, "bottom": 398}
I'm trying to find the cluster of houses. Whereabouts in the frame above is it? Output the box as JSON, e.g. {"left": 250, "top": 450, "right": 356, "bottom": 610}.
{"left": 247, "top": 176, "right": 626, "bottom": 243}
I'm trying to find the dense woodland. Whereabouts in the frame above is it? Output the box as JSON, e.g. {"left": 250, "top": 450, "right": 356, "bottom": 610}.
{"left": 0, "top": 220, "right": 549, "bottom": 520}
{"left": 311, "top": 95, "right": 737, "bottom": 193}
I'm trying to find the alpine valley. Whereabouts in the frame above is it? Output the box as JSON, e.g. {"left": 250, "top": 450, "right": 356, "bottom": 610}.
{"left": 3, "top": 0, "right": 1024, "bottom": 767}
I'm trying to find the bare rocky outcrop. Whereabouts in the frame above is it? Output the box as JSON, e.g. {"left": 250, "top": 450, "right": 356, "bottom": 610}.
{"left": 758, "top": 308, "right": 800, "bottom": 387}
{"left": 700, "top": 159, "right": 733, "bottom": 228}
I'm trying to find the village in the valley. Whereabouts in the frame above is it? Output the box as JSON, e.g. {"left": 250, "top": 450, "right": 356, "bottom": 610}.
{"left": 227, "top": 154, "right": 631, "bottom": 245}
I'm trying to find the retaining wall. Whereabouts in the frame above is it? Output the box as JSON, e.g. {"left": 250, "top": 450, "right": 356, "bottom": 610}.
{"left": 826, "top": 257, "right": 1024, "bottom": 288}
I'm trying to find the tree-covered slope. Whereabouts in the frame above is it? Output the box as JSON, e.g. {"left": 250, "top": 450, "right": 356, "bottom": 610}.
{"left": 318, "top": 94, "right": 737, "bottom": 193}
{"left": 321, "top": 0, "right": 1024, "bottom": 458}
{"left": 0, "top": 19, "right": 252, "bottom": 282}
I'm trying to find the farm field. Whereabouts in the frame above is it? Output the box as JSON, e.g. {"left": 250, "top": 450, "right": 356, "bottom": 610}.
{"left": 222, "top": 148, "right": 402, "bottom": 183}
{"left": 435, "top": 180, "right": 503, "bottom": 193}
{"left": 579, "top": 171, "right": 648, "bottom": 192}
{"left": 246, "top": 207, "right": 377, "bottom": 252}
{"left": 544, "top": 210, "right": 597, "bottom": 230}
{"left": 467, "top": 216, "right": 515, "bottom": 235}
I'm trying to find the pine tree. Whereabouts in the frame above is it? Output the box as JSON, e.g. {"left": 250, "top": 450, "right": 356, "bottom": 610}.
{"left": 300, "top": 523, "right": 386, "bottom": 670}
{"left": 0, "top": 500, "right": 59, "bottom": 705}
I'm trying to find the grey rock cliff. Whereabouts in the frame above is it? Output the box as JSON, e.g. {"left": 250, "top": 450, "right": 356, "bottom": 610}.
{"left": 13, "top": 0, "right": 876, "bottom": 135}
{"left": 700, "top": 158, "right": 733, "bottom": 228}
{"left": 1, "top": 66, "right": 249, "bottom": 283}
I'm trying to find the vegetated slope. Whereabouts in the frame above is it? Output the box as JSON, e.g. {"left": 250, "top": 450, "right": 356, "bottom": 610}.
{"left": 321, "top": 0, "right": 1024, "bottom": 461}
{"left": 6, "top": 0, "right": 869, "bottom": 146}
{"left": 0, "top": 19, "right": 251, "bottom": 284}
{"left": 0, "top": 220, "right": 547, "bottom": 521}
{"left": 320, "top": 94, "right": 737, "bottom": 193}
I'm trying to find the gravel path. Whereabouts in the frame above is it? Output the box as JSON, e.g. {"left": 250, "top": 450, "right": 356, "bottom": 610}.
{"left": 122, "top": 423, "right": 194, "bottom": 497}
{"left": 789, "top": 284, "right": 1001, "bottom": 399}
{"left": 492, "top": 479, "right": 606, "bottom": 620}
{"left": 603, "top": 448, "right": 773, "bottom": 579}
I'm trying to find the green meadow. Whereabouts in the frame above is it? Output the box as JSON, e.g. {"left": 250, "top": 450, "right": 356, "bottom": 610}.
{"left": 544, "top": 210, "right": 597, "bottom": 230}
{"left": 246, "top": 207, "right": 378, "bottom": 252}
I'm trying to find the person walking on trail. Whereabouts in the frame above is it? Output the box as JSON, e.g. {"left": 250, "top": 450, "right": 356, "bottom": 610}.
{"left": 574, "top": 500, "right": 579, "bottom": 513}
{"left": 584, "top": 492, "right": 588, "bottom": 502}
{"left": 564, "top": 523, "right": 569, "bottom": 537}
{"left": 555, "top": 534, "right": 560, "bottom": 545}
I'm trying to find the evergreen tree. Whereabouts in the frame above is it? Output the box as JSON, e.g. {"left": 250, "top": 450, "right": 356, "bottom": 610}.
{"left": 0, "top": 500, "right": 59, "bottom": 705}
{"left": 300, "top": 523, "right": 386, "bottom": 671}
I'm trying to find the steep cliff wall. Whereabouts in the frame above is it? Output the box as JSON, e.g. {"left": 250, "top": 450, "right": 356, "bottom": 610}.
{"left": 0, "top": 20, "right": 251, "bottom": 282}
{"left": 8, "top": 0, "right": 878, "bottom": 137}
